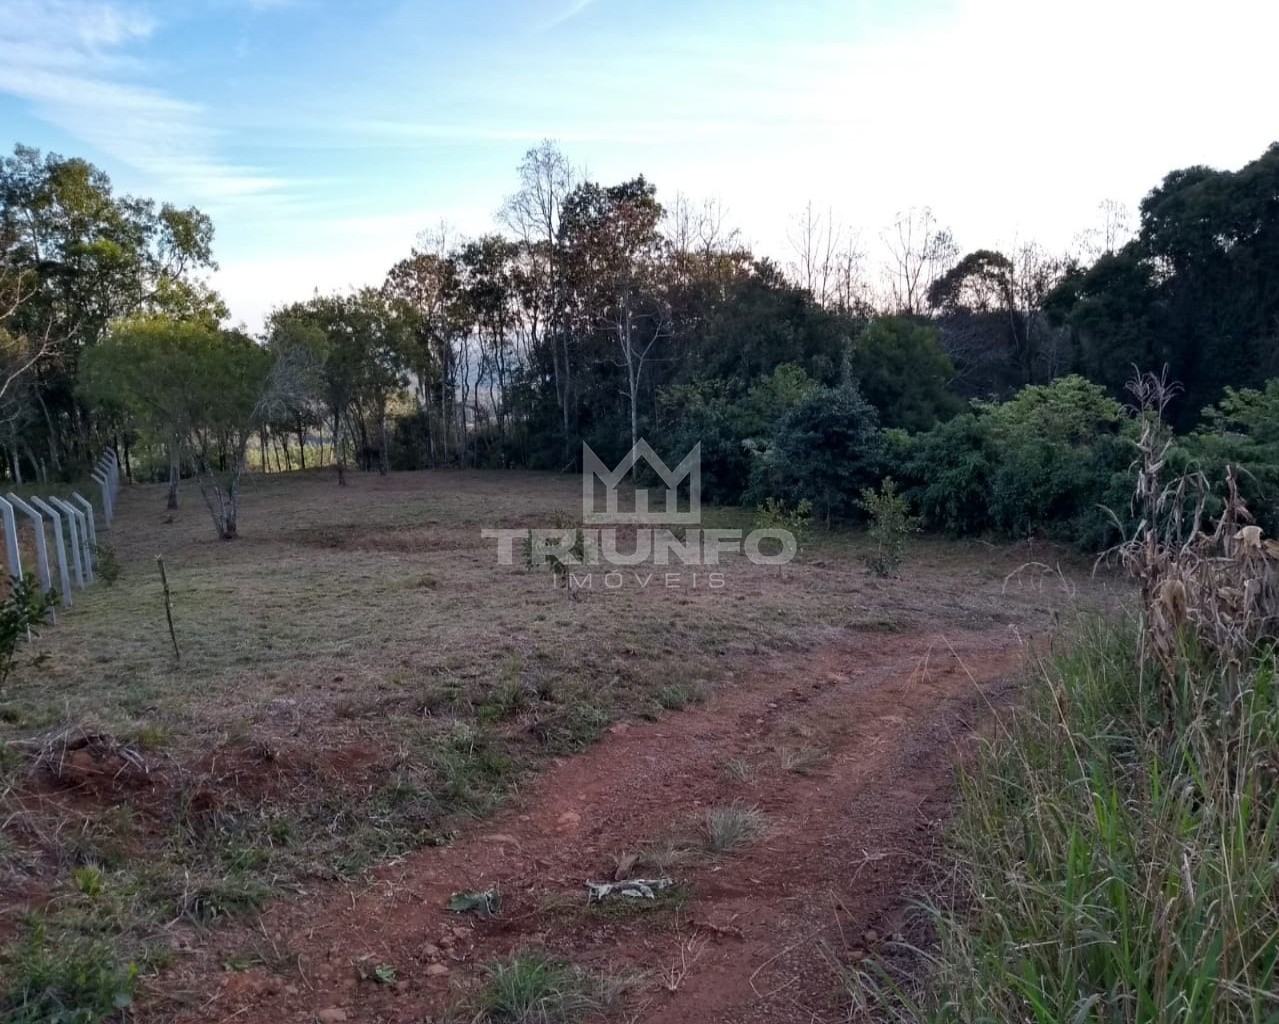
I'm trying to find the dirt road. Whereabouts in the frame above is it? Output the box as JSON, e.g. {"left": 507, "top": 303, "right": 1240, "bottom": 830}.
{"left": 155, "top": 627, "right": 1026, "bottom": 1023}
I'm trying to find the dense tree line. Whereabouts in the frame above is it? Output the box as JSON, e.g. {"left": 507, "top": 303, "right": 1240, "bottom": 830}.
{"left": 2, "top": 138, "right": 1277, "bottom": 543}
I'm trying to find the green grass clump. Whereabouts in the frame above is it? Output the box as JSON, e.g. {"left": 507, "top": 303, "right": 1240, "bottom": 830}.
{"left": 857, "top": 618, "right": 1279, "bottom": 1023}
{"left": 475, "top": 948, "right": 625, "bottom": 1023}
{"left": 0, "top": 922, "right": 136, "bottom": 1024}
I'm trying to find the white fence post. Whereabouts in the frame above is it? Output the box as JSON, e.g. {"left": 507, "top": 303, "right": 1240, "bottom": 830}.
{"left": 7, "top": 494, "right": 51, "bottom": 594}
{"left": 50, "top": 497, "right": 89, "bottom": 586}
{"left": 71, "top": 492, "right": 97, "bottom": 550}
{"left": 0, "top": 495, "right": 21, "bottom": 581}
{"left": 30, "top": 497, "right": 74, "bottom": 603}
{"left": 91, "top": 468, "right": 113, "bottom": 523}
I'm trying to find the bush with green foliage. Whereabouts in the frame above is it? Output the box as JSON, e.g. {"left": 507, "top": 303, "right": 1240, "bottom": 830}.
{"left": 1188, "top": 379, "right": 1279, "bottom": 535}
{"left": 658, "top": 364, "right": 819, "bottom": 504}
{"left": 847, "top": 316, "right": 963, "bottom": 431}
{"left": 0, "top": 574, "right": 55, "bottom": 687}
{"left": 898, "top": 414, "right": 997, "bottom": 536}
{"left": 858, "top": 478, "right": 917, "bottom": 576}
{"left": 754, "top": 497, "right": 813, "bottom": 562}
{"left": 749, "top": 383, "right": 884, "bottom": 526}
{"left": 898, "top": 375, "right": 1135, "bottom": 548}
{"left": 90, "top": 543, "right": 121, "bottom": 586}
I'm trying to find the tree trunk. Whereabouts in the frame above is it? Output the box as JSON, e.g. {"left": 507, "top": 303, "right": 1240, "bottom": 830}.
{"left": 295, "top": 414, "right": 308, "bottom": 470}
{"left": 167, "top": 446, "right": 180, "bottom": 510}
{"left": 333, "top": 408, "right": 346, "bottom": 486}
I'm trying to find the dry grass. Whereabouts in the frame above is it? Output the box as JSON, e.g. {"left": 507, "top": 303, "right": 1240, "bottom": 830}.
{"left": 700, "top": 803, "right": 767, "bottom": 854}
{"left": 0, "top": 467, "right": 1110, "bottom": 1011}
{"left": 1111, "top": 373, "right": 1279, "bottom": 679}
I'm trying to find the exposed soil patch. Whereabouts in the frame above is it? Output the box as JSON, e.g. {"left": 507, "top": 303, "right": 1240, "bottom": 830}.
{"left": 151, "top": 626, "right": 1027, "bottom": 1023}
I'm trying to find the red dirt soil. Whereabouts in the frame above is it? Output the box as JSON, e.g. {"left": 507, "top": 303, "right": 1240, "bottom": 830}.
{"left": 151, "top": 627, "right": 1027, "bottom": 1023}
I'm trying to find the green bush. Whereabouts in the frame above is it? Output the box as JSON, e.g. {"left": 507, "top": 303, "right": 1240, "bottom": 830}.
{"left": 902, "top": 414, "right": 998, "bottom": 536}
{"left": 657, "top": 364, "right": 819, "bottom": 504}
{"left": 900, "top": 375, "right": 1135, "bottom": 548}
{"left": 1188, "top": 379, "right": 1279, "bottom": 535}
{"left": 0, "top": 574, "right": 55, "bottom": 687}
{"left": 749, "top": 383, "right": 884, "bottom": 526}
{"left": 858, "top": 478, "right": 917, "bottom": 576}
{"left": 754, "top": 497, "right": 813, "bottom": 556}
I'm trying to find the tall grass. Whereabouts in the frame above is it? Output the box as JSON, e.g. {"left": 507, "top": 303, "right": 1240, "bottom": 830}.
{"left": 901, "top": 619, "right": 1279, "bottom": 1023}
{"left": 857, "top": 375, "right": 1279, "bottom": 1023}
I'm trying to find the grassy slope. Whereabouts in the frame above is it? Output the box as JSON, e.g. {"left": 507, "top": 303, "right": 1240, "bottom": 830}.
{"left": 0, "top": 469, "right": 1098, "bottom": 1021}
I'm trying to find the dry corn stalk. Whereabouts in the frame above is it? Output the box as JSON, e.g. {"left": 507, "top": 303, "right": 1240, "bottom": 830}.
{"left": 1110, "top": 372, "right": 1279, "bottom": 679}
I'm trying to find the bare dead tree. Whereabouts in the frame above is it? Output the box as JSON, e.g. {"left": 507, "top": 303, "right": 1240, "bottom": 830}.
{"left": 882, "top": 207, "right": 957, "bottom": 316}
{"left": 0, "top": 268, "right": 59, "bottom": 408}
{"left": 787, "top": 201, "right": 843, "bottom": 307}
{"left": 499, "top": 141, "right": 575, "bottom": 450}
{"left": 1073, "top": 198, "right": 1133, "bottom": 261}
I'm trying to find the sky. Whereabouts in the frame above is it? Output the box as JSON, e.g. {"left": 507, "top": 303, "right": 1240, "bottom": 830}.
{"left": 0, "top": 0, "right": 1275, "bottom": 331}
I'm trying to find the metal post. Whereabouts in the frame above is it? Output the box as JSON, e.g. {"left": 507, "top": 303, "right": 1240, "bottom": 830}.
{"left": 71, "top": 492, "right": 97, "bottom": 549}
{"left": 91, "top": 469, "right": 113, "bottom": 523}
{"left": 31, "top": 497, "right": 73, "bottom": 604}
{"left": 0, "top": 495, "right": 21, "bottom": 581}
{"left": 50, "top": 497, "right": 90, "bottom": 586}
{"left": 7, "top": 494, "right": 52, "bottom": 595}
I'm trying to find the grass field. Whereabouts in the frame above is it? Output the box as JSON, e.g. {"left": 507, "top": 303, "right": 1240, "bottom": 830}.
{"left": 0, "top": 469, "right": 1115, "bottom": 1022}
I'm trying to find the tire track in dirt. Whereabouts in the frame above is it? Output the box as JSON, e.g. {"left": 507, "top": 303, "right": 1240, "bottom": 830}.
{"left": 157, "top": 627, "right": 1026, "bottom": 1023}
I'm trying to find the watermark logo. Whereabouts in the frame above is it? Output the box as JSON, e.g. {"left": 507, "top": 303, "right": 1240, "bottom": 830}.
{"left": 482, "top": 441, "right": 796, "bottom": 586}
{"left": 582, "top": 441, "right": 700, "bottom": 525}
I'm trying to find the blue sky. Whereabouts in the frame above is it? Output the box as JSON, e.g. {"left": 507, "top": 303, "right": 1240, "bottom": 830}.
{"left": 1, "top": 0, "right": 1274, "bottom": 329}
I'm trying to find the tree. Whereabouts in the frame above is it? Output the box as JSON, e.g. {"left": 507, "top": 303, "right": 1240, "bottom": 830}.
{"left": 79, "top": 317, "right": 224, "bottom": 509}
{"left": 848, "top": 317, "right": 961, "bottom": 431}
{"left": 267, "top": 291, "right": 411, "bottom": 482}
{"left": 384, "top": 232, "right": 467, "bottom": 466}
{"left": 1, "top": 145, "right": 219, "bottom": 474}
{"left": 750, "top": 384, "right": 885, "bottom": 526}
{"left": 930, "top": 244, "right": 1068, "bottom": 392}
{"left": 500, "top": 142, "right": 575, "bottom": 455}
{"left": 192, "top": 337, "right": 312, "bottom": 539}
{"left": 559, "top": 176, "right": 666, "bottom": 460}
{"left": 1047, "top": 143, "right": 1279, "bottom": 425}
{"left": 882, "top": 207, "right": 956, "bottom": 316}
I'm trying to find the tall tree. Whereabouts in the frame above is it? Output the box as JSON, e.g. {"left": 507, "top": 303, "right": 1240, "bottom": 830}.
{"left": 559, "top": 177, "right": 666, "bottom": 458}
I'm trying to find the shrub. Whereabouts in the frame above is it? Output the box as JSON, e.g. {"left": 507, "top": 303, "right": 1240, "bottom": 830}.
{"left": 0, "top": 574, "right": 55, "bottom": 687}
{"left": 749, "top": 384, "right": 884, "bottom": 526}
{"left": 903, "top": 413, "right": 998, "bottom": 536}
{"left": 983, "top": 375, "right": 1129, "bottom": 539}
{"left": 90, "top": 542, "right": 121, "bottom": 586}
{"left": 1188, "top": 379, "right": 1279, "bottom": 536}
{"left": 901, "top": 375, "right": 1135, "bottom": 547}
{"left": 858, "top": 478, "right": 917, "bottom": 577}
{"left": 754, "top": 497, "right": 813, "bottom": 558}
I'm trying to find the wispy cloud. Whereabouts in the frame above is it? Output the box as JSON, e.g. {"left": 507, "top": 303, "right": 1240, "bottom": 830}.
{"left": 543, "top": 0, "right": 598, "bottom": 30}
{"left": 0, "top": 0, "right": 287, "bottom": 204}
